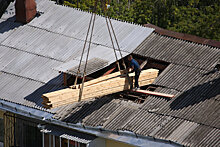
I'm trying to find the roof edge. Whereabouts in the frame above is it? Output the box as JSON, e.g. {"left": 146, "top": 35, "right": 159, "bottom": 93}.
{"left": 144, "top": 24, "right": 220, "bottom": 48}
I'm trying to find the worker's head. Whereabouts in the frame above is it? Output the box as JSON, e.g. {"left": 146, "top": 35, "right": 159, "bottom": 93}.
{"left": 128, "top": 55, "right": 133, "bottom": 61}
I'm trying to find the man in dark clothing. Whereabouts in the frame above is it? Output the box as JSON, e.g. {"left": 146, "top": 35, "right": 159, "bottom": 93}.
{"left": 128, "top": 55, "right": 141, "bottom": 90}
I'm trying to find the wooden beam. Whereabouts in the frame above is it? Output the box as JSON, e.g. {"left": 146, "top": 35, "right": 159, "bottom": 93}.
{"left": 133, "top": 90, "right": 175, "bottom": 98}
{"left": 42, "top": 69, "right": 159, "bottom": 108}
{"left": 140, "top": 59, "right": 148, "bottom": 69}
{"left": 70, "top": 69, "right": 126, "bottom": 89}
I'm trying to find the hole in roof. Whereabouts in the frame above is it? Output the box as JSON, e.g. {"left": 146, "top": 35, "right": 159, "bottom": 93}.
{"left": 215, "top": 63, "right": 220, "bottom": 72}
{"left": 62, "top": 54, "right": 170, "bottom": 104}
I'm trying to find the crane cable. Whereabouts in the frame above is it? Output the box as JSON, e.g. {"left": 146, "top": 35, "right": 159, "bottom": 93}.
{"left": 73, "top": 12, "right": 95, "bottom": 88}
{"left": 78, "top": 0, "right": 133, "bottom": 102}
{"left": 104, "top": 0, "right": 133, "bottom": 88}
{"left": 105, "top": 0, "right": 126, "bottom": 69}
{"left": 78, "top": 1, "right": 98, "bottom": 101}
{"left": 104, "top": 10, "right": 121, "bottom": 71}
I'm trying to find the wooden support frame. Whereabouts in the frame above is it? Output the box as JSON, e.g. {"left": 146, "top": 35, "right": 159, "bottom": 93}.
{"left": 63, "top": 73, "right": 67, "bottom": 86}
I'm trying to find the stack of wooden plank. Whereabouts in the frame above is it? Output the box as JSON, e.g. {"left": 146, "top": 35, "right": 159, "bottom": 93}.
{"left": 42, "top": 68, "right": 159, "bottom": 109}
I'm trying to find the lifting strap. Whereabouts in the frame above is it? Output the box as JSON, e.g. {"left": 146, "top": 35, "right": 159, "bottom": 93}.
{"left": 73, "top": 10, "right": 95, "bottom": 88}
{"left": 77, "top": 0, "right": 133, "bottom": 102}
{"left": 78, "top": 1, "right": 98, "bottom": 102}
{"left": 104, "top": 0, "right": 133, "bottom": 89}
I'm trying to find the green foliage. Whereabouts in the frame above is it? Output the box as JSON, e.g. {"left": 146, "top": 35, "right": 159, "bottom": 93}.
{"left": 63, "top": 0, "right": 220, "bottom": 41}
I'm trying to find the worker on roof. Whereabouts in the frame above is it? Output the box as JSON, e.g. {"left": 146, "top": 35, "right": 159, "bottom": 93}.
{"left": 128, "top": 55, "right": 141, "bottom": 90}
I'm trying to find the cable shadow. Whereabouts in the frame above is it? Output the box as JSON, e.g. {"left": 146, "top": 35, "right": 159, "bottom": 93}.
{"left": 170, "top": 77, "right": 220, "bottom": 110}
{"left": 61, "top": 96, "right": 114, "bottom": 124}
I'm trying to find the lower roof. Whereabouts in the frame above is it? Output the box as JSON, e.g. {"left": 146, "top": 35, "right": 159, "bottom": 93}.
{"left": 53, "top": 32, "right": 220, "bottom": 146}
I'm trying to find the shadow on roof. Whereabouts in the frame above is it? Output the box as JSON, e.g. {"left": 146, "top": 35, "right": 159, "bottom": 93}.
{"left": 170, "top": 77, "right": 220, "bottom": 110}
{"left": 61, "top": 96, "right": 114, "bottom": 124}
{"left": 0, "top": 16, "right": 22, "bottom": 34}
{"left": 24, "top": 74, "right": 65, "bottom": 107}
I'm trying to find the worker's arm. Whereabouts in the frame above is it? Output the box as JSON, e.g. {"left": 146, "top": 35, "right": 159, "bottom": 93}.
{"left": 127, "top": 66, "right": 134, "bottom": 72}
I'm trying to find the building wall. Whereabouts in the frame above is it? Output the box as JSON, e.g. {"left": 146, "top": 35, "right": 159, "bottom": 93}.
{"left": 89, "top": 138, "right": 105, "bottom": 147}
{"left": 3, "top": 112, "right": 42, "bottom": 147}
{"left": 0, "top": 110, "right": 4, "bottom": 146}
{"left": 106, "top": 139, "right": 134, "bottom": 147}
{"left": 88, "top": 137, "right": 134, "bottom": 147}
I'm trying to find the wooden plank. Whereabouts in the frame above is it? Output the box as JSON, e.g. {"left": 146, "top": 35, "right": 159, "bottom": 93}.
{"left": 133, "top": 90, "right": 175, "bottom": 98}
{"left": 43, "top": 76, "right": 157, "bottom": 107}
{"left": 44, "top": 72, "right": 155, "bottom": 102}
{"left": 42, "top": 69, "right": 159, "bottom": 108}
{"left": 140, "top": 59, "right": 148, "bottom": 69}
{"left": 46, "top": 79, "right": 155, "bottom": 106}
{"left": 45, "top": 79, "right": 156, "bottom": 108}
{"left": 69, "top": 70, "right": 125, "bottom": 89}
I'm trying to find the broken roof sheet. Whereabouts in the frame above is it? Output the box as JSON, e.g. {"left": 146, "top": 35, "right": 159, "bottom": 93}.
{"left": 54, "top": 45, "right": 129, "bottom": 76}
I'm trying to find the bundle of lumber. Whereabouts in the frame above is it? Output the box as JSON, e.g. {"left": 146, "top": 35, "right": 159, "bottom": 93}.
{"left": 42, "top": 68, "right": 159, "bottom": 109}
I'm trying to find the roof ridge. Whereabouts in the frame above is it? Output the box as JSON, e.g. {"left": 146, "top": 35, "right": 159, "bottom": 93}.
{"left": 54, "top": 1, "right": 145, "bottom": 28}
{"left": 144, "top": 24, "right": 220, "bottom": 48}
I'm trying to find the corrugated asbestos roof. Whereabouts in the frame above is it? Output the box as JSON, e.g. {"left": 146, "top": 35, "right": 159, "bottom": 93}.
{"left": 133, "top": 32, "right": 220, "bottom": 71}
{"left": 144, "top": 24, "right": 220, "bottom": 48}
{"left": 54, "top": 45, "right": 129, "bottom": 76}
{"left": 0, "top": 0, "right": 153, "bottom": 110}
{"left": 54, "top": 92, "right": 220, "bottom": 147}
{"left": 0, "top": 0, "right": 219, "bottom": 146}
{"left": 53, "top": 31, "right": 220, "bottom": 146}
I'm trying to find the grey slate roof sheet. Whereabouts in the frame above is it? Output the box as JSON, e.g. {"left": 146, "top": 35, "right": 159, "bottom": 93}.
{"left": 54, "top": 95, "right": 219, "bottom": 147}
{"left": 53, "top": 31, "right": 220, "bottom": 146}
{"left": 29, "top": 1, "right": 154, "bottom": 53}
{"left": 0, "top": 71, "right": 63, "bottom": 108}
{"left": 133, "top": 32, "right": 220, "bottom": 71}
